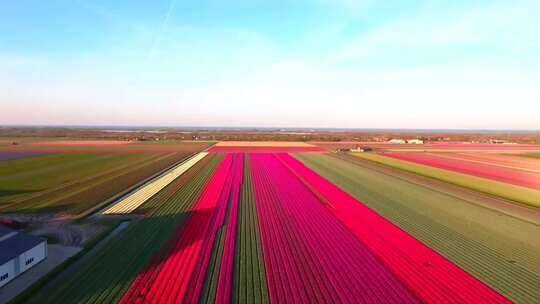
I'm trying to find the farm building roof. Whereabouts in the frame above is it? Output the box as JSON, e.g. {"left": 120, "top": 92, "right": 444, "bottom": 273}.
{"left": 0, "top": 225, "right": 45, "bottom": 265}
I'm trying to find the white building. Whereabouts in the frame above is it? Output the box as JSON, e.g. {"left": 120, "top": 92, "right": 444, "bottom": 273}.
{"left": 388, "top": 139, "right": 407, "bottom": 144}
{"left": 407, "top": 139, "right": 424, "bottom": 144}
{"left": 0, "top": 226, "right": 47, "bottom": 288}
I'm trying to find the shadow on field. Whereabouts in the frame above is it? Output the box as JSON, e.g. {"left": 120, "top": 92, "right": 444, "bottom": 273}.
{"left": 143, "top": 206, "right": 217, "bottom": 266}
{"left": 0, "top": 201, "right": 73, "bottom": 215}
{"left": 25, "top": 207, "right": 216, "bottom": 304}
{"left": 0, "top": 188, "right": 39, "bottom": 198}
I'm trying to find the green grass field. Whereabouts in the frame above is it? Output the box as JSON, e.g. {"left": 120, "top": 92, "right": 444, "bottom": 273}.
{"left": 1, "top": 153, "right": 135, "bottom": 190}
{"left": 521, "top": 152, "right": 540, "bottom": 159}
{"left": 0, "top": 152, "right": 192, "bottom": 215}
{"left": 295, "top": 153, "right": 540, "bottom": 303}
{"left": 351, "top": 152, "right": 540, "bottom": 208}
{"left": 24, "top": 154, "right": 222, "bottom": 304}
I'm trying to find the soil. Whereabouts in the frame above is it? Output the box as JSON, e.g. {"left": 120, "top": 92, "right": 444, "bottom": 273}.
{"left": 0, "top": 214, "right": 104, "bottom": 247}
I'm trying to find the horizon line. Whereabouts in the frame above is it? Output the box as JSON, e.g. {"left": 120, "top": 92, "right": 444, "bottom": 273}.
{"left": 1, "top": 124, "right": 539, "bottom": 133}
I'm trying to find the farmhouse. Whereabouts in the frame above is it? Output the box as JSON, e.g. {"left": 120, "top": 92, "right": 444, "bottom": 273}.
{"left": 406, "top": 139, "right": 424, "bottom": 144}
{"left": 0, "top": 226, "right": 47, "bottom": 288}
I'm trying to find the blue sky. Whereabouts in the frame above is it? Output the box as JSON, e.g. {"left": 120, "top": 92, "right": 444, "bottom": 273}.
{"left": 1, "top": 0, "right": 539, "bottom": 129}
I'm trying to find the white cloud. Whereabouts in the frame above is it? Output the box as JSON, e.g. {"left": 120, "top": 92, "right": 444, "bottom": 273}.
{"left": 332, "top": 0, "right": 540, "bottom": 64}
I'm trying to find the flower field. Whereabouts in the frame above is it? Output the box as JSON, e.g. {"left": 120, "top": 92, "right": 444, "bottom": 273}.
{"left": 213, "top": 141, "right": 316, "bottom": 147}
{"left": 25, "top": 153, "right": 223, "bottom": 304}
{"left": 280, "top": 153, "right": 509, "bottom": 303}
{"left": 22, "top": 150, "right": 540, "bottom": 303}
{"left": 250, "top": 154, "right": 418, "bottom": 303}
{"left": 208, "top": 141, "right": 327, "bottom": 153}
{"left": 208, "top": 146, "right": 326, "bottom": 153}
{"left": 436, "top": 152, "right": 540, "bottom": 172}
{"left": 383, "top": 152, "right": 540, "bottom": 189}
{"left": 296, "top": 153, "right": 540, "bottom": 303}
{"left": 119, "top": 153, "right": 244, "bottom": 304}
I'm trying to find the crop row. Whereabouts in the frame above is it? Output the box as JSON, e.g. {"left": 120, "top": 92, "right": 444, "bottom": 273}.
{"left": 25, "top": 153, "right": 223, "bottom": 304}
{"left": 279, "top": 153, "right": 510, "bottom": 303}
{"left": 353, "top": 152, "right": 540, "bottom": 208}
{"left": 103, "top": 152, "right": 208, "bottom": 214}
{"left": 119, "top": 153, "right": 244, "bottom": 304}
{"left": 295, "top": 153, "right": 540, "bottom": 303}
{"left": 177, "top": 152, "right": 270, "bottom": 304}
{"left": 383, "top": 152, "right": 540, "bottom": 189}
{"left": 249, "top": 153, "right": 418, "bottom": 303}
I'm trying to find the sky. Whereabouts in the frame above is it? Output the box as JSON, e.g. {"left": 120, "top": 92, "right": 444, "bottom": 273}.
{"left": 1, "top": 0, "right": 539, "bottom": 129}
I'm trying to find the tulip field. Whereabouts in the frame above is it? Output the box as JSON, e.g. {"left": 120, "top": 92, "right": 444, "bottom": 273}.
{"left": 296, "top": 152, "right": 540, "bottom": 303}
{"left": 382, "top": 152, "right": 540, "bottom": 189}
{"left": 209, "top": 141, "right": 326, "bottom": 153}
{"left": 249, "top": 154, "right": 419, "bottom": 303}
{"left": 25, "top": 153, "right": 224, "bottom": 304}
{"left": 19, "top": 141, "right": 540, "bottom": 304}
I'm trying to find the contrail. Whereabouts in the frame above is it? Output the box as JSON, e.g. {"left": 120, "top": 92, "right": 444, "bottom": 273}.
{"left": 148, "top": 0, "right": 177, "bottom": 62}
